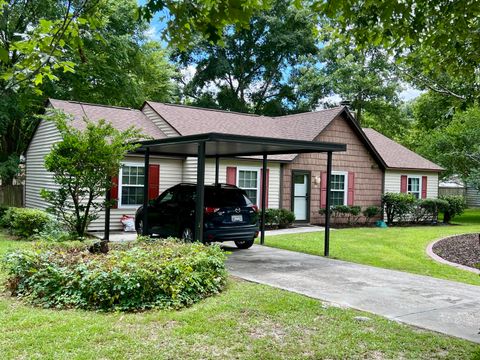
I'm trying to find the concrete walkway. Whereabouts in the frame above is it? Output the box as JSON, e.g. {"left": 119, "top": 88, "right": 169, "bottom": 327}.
{"left": 225, "top": 244, "right": 480, "bottom": 343}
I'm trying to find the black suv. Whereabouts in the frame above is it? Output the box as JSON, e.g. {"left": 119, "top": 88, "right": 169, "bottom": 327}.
{"left": 135, "top": 183, "right": 259, "bottom": 249}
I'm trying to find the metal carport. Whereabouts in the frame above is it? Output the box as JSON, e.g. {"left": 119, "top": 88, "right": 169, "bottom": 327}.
{"left": 104, "top": 132, "right": 346, "bottom": 256}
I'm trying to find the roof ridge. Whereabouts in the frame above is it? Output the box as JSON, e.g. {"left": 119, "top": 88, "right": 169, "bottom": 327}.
{"left": 49, "top": 98, "right": 137, "bottom": 112}
{"left": 275, "top": 106, "right": 345, "bottom": 119}
{"left": 147, "top": 101, "right": 265, "bottom": 118}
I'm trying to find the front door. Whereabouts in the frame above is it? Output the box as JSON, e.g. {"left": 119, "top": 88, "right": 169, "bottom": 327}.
{"left": 292, "top": 171, "right": 310, "bottom": 222}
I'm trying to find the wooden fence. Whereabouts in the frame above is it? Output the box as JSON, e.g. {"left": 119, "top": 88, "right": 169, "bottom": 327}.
{"left": 438, "top": 187, "right": 466, "bottom": 197}
{"left": 0, "top": 185, "right": 23, "bottom": 207}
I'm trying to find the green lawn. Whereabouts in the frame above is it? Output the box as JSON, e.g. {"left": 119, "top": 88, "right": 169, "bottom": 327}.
{"left": 263, "top": 209, "right": 480, "bottom": 286}
{"left": 1, "top": 234, "right": 479, "bottom": 359}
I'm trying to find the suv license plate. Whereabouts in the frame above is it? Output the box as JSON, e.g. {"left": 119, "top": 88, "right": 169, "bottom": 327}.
{"left": 231, "top": 215, "right": 243, "bottom": 222}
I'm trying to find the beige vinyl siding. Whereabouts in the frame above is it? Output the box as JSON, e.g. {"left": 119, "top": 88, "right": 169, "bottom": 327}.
{"left": 384, "top": 170, "right": 439, "bottom": 198}
{"left": 25, "top": 119, "right": 62, "bottom": 210}
{"left": 89, "top": 156, "right": 184, "bottom": 232}
{"left": 182, "top": 157, "right": 281, "bottom": 208}
{"left": 142, "top": 103, "right": 179, "bottom": 137}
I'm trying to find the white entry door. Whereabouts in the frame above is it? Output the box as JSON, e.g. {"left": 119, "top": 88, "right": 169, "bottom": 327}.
{"left": 293, "top": 172, "right": 309, "bottom": 221}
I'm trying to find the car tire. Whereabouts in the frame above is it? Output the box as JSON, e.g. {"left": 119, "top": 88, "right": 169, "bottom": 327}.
{"left": 181, "top": 227, "right": 193, "bottom": 242}
{"left": 136, "top": 218, "right": 148, "bottom": 236}
{"left": 234, "top": 238, "right": 254, "bottom": 249}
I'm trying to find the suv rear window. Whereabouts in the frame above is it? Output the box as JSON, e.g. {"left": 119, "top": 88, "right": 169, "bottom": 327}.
{"left": 205, "top": 188, "right": 252, "bottom": 207}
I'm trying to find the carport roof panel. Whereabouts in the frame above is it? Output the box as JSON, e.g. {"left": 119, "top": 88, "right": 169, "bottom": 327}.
{"left": 136, "top": 132, "right": 346, "bottom": 157}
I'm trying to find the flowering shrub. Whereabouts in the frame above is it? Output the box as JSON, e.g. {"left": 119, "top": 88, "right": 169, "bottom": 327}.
{"left": 2, "top": 240, "right": 227, "bottom": 311}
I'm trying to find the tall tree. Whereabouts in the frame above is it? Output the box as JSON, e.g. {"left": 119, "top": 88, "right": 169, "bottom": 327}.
{"left": 292, "top": 33, "right": 407, "bottom": 138}
{"left": 43, "top": 0, "right": 178, "bottom": 108}
{"left": 0, "top": 0, "right": 177, "bottom": 184}
{"left": 175, "top": 0, "right": 320, "bottom": 115}
{"left": 419, "top": 107, "right": 480, "bottom": 190}
{"left": 318, "top": 0, "right": 480, "bottom": 102}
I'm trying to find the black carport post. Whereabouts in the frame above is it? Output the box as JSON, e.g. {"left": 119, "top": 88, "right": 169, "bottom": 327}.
{"left": 260, "top": 154, "right": 267, "bottom": 245}
{"left": 195, "top": 141, "right": 206, "bottom": 241}
{"left": 215, "top": 156, "right": 220, "bottom": 186}
{"left": 142, "top": 148, "right": 150, "bottom": 236}
{"left": 324, "top": 151, "right": 332, "bottom": 256}
{"left": 103, "top": 182, "right": 111, "bottom": 241}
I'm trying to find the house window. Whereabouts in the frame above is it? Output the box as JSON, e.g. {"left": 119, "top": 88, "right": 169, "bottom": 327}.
{"left": 237, "top": 169, "right": 259, "bottom": 205}
{"left": 330, "top": 172, "right": 348, "bottom": 206}
{"left": 119, "top": 165, "right": 145, "bottom": 207}
{"left": 408, "top": 176, "right": 421, "bottom": 199}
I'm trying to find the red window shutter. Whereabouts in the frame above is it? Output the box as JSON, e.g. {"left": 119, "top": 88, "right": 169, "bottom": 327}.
{"left": 260, "top": 169, "right": 269, "bottom": 208}
{"left": 110, "top": 175, "right": 119, "bottom": 209}
{"left": 400, "top": 175, "right": 408, "bottom": 193}
{"left": 421, "top": 176, "right": 428, "bottom": 199}
{"left": 226, "top": 167, "right": 237, "bottom": 185}
{"left": 148, "top": 164, "right": 160, "bottom": 200}
{"left": 320, "top": 171, "right": 327, "bottom": 208}
{"left": 347, "top": 172, "right": 355, "bottom": 206}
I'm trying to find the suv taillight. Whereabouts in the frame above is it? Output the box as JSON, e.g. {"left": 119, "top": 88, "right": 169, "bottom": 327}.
{"left": 204, "top": 207, "right": 220, "bottom": 215}
{"left": 252, "top": 205, "right": 259, "bottom": 213}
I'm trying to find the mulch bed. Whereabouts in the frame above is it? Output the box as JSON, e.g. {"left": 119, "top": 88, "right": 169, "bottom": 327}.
{"left": 432, "top": 233, "right": 480, "bottom": 269}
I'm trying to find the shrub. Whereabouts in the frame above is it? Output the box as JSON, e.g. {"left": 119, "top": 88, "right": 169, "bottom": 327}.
{"left": 382, "top": 193, "right": 416, "bottom": 225}
{"left": 362, "top": 206, "right": 381, "bottom": 224}
{"left": 439, "top": 195, "right": 467, "bottom": 223}
{"left": 0, "top": 205, "right": 9, "bottom": 224}
{"left": 2, "top": 208, "right": 53, "bottom": 238}
{"left": 261, "top": 208, "right": 295, "bottom": 229}
{"left": 347, "top": 205, "right": 362, "bottom": 224}
{"left": 412, "top": 198, "right": 449, "bottom": 223}
{"left": 2, "top": 240, "right": 227, "bottom": 312}
{"left": 277, "top": 208, "right": 295, "bottom": 228}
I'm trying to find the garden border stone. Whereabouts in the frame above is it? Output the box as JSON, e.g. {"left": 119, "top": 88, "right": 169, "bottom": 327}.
{"left": 426, "top": 234, "right": 480, "bottom": 274}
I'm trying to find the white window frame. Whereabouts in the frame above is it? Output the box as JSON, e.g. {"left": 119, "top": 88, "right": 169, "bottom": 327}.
{"left": 407, "top": 175, "right": 422, "bottom": 199}
{"left": 118, "top": 162, "right": 145, "bottom": 209}
{"left": 330, "top": 171, "right": 348, "bottom": 206}
{"left": 236, "top": 166, "right": 261, "bottom": 206}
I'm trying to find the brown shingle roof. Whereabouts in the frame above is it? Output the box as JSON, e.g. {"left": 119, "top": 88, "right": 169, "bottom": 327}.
{"left": 363, "top": 128, "right": 443, "bottom": 172}
{"left": 49, "top": 99, "right": 166, "bottom": 139}
{"left": 144, "top": 101, "right": 343, "bottom": 141}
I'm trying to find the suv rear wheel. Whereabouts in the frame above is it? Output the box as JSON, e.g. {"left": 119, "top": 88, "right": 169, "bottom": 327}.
{"left": 234, "top": 238, "right": 254, "bottom": 249}
{"left": 181, "top": 227, "right": 193, "bottom": 242}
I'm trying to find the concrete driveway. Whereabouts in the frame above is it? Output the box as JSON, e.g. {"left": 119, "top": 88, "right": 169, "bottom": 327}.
{"left": 225, "top": 244, "right": 480, "bottom": 343}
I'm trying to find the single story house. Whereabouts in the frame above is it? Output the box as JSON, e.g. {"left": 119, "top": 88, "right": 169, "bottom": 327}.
{"left": 25, "top": 99, "right": 443, "bottom": 231}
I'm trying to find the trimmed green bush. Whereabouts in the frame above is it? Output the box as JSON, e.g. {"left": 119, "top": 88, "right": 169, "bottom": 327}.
{"left": 0, "top": 205, "right": 9, "bottom": 223}
{"left": 262, "top": 208, "right": 295, "bottom": 229}
{"left": 412, "top": 198, "right": 449, "bottom": 223}
{"left": 2, "top": 207, "right": 53, "bottom": 238}
{"left": 362, "top": 206, "right": 381, "bottom": 224}
{"left": 2, "top": 240, "right": 227, "bottom": 312}
{"left": 439, "top": 195, "right": 467, "bottom": 223}
{"left": 382, "top": 193, "right": 416, "bottom": 225}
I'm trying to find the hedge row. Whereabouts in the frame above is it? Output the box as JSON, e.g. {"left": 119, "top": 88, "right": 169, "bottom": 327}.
{"left": 382, "top": 193, "right": 466, "bottom": 225}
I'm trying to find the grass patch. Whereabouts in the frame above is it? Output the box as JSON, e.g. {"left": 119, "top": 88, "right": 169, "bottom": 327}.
{"left": 263, "top": 209, "right": 480, "bottom": 285}
{"left": 1, "top": 233, "right": 479, "bottom": 358}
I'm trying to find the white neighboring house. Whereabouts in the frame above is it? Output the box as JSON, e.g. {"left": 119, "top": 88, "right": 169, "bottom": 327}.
{"left": 363, "top": 128, "right": 443, "bottom": 199}
{"left": 25, "top": 99, "right": 444, "bottom": 232}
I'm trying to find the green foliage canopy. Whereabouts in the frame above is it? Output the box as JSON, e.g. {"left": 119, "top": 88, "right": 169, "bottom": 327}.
{"left": 175, "top": 0, "right": 320, "bottom": 115}
{"left": 41, "top": 110, "right": 143, "bottom": 237}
